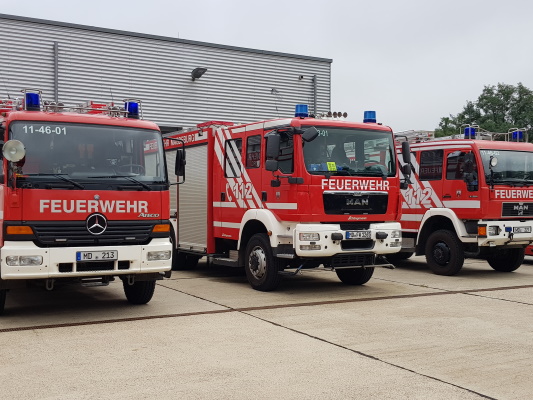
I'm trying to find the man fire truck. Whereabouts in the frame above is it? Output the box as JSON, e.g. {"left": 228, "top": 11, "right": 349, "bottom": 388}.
{"left": 165, "top": 105, "right": 411, "bottom": 291}
{"left": 0, "top": 90, "right": 173, "bottom": 314}
{"left": 392, "top": 126, "right": 533, "bottom": 275}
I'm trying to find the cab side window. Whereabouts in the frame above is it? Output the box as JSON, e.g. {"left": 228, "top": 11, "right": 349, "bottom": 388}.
{"left": 246, "top": 135, "right": 261, "bottom": 169}
{"left": 446, "top": 151, "right": 476, "bottom": 180}
{"left": 419, "top": 150, "right": 443, "bottom": 180}
{"left": 277, "top": 132, "right": 294, "bottom": 174}
{"left": 225, "top": 139, "right": 242, "bottom": 178}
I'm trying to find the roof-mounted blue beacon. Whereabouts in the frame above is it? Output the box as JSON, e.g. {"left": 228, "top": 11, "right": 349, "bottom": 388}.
{"left": 125, "top": 100, "right": 140, "bottom": 119}
{"left": 295, "top": 104, "right": 309, "bottom": 118}
{"left": 24, "top": 92, "right": 41, "bottom": 111}
{"left": 464, "top": 126, "right": 476, "bottom": 139}
{"left": 363, "top": 111, "right": 376, "bottom": 123}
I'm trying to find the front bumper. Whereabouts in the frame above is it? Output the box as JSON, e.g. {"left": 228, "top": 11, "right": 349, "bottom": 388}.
{"left": 477, "top": 220, "right": 533, "bottom": 247}
{"left": 294, "top": 222, "right": 402, "bottom": 257}
{"left": 1, "top": 238, "right": 172, "bottom": 280}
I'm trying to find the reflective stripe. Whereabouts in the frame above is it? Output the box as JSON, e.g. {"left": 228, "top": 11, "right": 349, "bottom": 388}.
{"left": 212, "top": 202, "right": 237, "bottom": 208}
{"left": 401, "top": 214, "right": 423, "bottom": 221}
{"left": 265, "top": 203, "right": 298, "bottom": 210}
{"left": 213, "top": 221, "right": 241, "bottom": 229}
{"left": 443, "top": 200, "right": 481, "bottom": 208}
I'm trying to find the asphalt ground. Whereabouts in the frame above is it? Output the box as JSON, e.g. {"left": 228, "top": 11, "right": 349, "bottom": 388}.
{"left": 1, "top": 256, "right": 533, "bottom": 399}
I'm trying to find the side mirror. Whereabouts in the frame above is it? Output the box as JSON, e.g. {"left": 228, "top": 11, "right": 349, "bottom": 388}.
{"left": 302, "top": 126, "right": 319, "bottom": 143}
{"left": 265, "top": 159, "right": 279, "bottom": 172}
{"left": 401, "top": 163, "right": 411, "bottom": 176}
{"left": 175, "top": 148, "right": 186, "bottom": 178}
{"left": 401, "top": 141, "right": 411, "bottom": 164}
{"left": 265, "top": 132, "right": 280, "bottom": 161}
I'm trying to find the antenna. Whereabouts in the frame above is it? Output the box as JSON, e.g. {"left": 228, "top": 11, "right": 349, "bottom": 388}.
{"left": 109, "top": 88, "right": 115, "bottom": 105}
{"left": 1, "top": 75, "right": 10, "bottom": 99}
{"left": 271, "top": 88, "right": 282, "bottom": 118}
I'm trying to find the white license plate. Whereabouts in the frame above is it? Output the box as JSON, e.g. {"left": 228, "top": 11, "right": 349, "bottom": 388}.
{"left": 76, "top": 250, "right": 118, "bottom": 261}
{"left": 513, "top": 226, "right": 531, "bottom": 234}
{"left": 346, "top": 231, "right": 371, "bottom": 239}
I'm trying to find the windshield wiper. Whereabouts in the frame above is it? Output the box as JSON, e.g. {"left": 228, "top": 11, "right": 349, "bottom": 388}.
{"left": 22, "top": 173, "right": 85, "bottom": 189}
{"left": 488, "top": 178, "right": 533, "bottom": 187}
{"left": 92, "top": 175, "right": 152, "bottom": 191}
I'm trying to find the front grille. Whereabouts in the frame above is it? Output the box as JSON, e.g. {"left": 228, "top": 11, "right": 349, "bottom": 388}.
{"left": 30, "top": 220, "right": 157, "bottom": 247}
{"left": 59, "top": 260, "right": 130, "bottom": 273}
{"left": 331, "top": 253, "right": 374, "bottom": 267}
{"left": 502, "top": 202, "right": 533, "bottom": 217}
{"left": 323, "top": 192, "right": 388, "bottom": 215}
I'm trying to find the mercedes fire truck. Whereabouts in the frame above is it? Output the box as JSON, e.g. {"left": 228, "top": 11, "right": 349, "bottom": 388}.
{"left": 392, "top": 126, "right": 533, "bottom": 275}
{"left": 0, "top": 90, "right": 173, "bottom": 314}
{"left": 165, "top": 106, "right": 411, "bottom": 291}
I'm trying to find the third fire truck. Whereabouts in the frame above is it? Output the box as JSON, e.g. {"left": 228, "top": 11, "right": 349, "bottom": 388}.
{"left": 392, "top": 127, "right": 533, "bottom": 275}
{"left": 165, "top": 105, "right": 411, "bottom": 291}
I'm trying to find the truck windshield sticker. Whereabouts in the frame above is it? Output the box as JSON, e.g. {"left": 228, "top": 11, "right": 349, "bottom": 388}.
{"left": 22, "top": 124, "right": 67, "bottom": 135}
{"left": 327, "top": 162, "right": 337, "bottom": 171}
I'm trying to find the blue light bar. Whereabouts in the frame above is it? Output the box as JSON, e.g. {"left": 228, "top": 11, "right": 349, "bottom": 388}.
{"left": 25, "top": 92, "right": 41, "bottom": 111}
{"left": 464, "top": 127, "right": 476, "bottom": 139}
{"left": 363, "top": 111, "right": 376, "bottom": 123}
{"left": 125, "top": 101, "right": 139, "bottom": 119}
{"left": 512, "top": 130, "right": 524, "bottom": 142}
{"left": 295, "top": 104, "right": 309, "bottom": 118}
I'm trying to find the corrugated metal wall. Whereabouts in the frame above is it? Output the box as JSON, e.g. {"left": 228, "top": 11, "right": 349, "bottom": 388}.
{"left": 0, "top": 14, "right": 331, "bottom": 129}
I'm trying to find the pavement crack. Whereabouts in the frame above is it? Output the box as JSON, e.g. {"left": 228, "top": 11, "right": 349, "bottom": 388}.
{"left": 240, "top": 311, "right": 496, "bottom": 400}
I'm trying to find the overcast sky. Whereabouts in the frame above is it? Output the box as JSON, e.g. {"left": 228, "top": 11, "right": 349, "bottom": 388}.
{"left": 2, "top": 0, "right": 532, "bottom": 132}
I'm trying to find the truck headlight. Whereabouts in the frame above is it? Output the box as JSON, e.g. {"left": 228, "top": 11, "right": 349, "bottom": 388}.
{"left": 299, "top": 233, "right": 320, "bottom": 241}
{"left": 6, "top": 255, "right": 43, "bottom": 266}
{"left": 390, "top": 230, "right": 401, "bottom": 238}
{"left": 488, "top": 226, "right": 501, "bottom": 236}
{"left": 147, "top": 251, "right": 172, "bottom": 261}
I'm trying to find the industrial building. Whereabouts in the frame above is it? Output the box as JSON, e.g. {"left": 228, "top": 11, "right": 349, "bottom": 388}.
{"left": 0, "top": 14, "right": 332, "bottom": 132}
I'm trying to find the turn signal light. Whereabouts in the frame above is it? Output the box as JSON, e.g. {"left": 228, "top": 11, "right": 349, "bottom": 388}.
{"left": 6, "top": 226, "right": 34, "bottom": 235}
{"left": 478, "top": 226, "right": 487, "bottom": 237}
{"left": 152, "top": 224, "right": 170, "bottom": 233}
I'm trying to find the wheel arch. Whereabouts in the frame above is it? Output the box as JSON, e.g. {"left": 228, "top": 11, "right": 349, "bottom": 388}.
{"left": 416, "top": 209, "right": 467, "bottom": 255}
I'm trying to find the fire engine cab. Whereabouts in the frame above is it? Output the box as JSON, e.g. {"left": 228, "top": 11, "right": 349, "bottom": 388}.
{"left": 393, "top": 126, "right": 533, "bottom": 275}
{"left": 0, "top": 90, "right": 173, "bottom": 314}
{"left": 165, "top": 105, "right": 410, "bottom": 291}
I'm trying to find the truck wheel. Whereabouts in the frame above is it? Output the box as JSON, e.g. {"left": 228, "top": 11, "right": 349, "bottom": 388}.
{"left": 245, "top": 233, "right": 282, "bottom": 291}
{"left": 0, "top": 289, "right": 6, "bottom": 315}
{"left": 386, "top": 252, "right": 414, "bottom": 263}
{"left": 425, "top": 229, "right": 464, "bottom": 275}
{"left": 123, "top": 280, "right": 156, "bottom": 305}
{"left": 487, "top": 248, "right": 525, "bottom": 272}
{"left": 335, "top": 267, "right": 374, "bottom": 285}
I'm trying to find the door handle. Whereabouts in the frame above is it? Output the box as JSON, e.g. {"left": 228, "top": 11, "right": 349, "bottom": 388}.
{"left": 443, "top": 194, "right": 452, "bottom": 199}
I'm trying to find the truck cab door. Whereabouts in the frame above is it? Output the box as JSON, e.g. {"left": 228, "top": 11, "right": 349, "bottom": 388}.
{"left": 441, "top": 148, "right": 479, "bottom": 216}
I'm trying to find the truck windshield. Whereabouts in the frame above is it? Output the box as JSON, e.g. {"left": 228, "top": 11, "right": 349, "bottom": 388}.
{"left": 480, "top": 149, "right": 533, "bottom": 185}
{"left": 9, "top": 121, "right": 167, "bottom": 186}
{"left": 302, "top": 127, "right": 396, "bottom": 177}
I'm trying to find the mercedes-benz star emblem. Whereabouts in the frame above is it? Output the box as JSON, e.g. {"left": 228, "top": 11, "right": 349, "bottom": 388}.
{"left": 86, "top": 213, "right": 107, "bottom": 235}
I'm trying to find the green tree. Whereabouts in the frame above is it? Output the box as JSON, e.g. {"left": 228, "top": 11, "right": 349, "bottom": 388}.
{"left": 435, "top": 83, "right": 533, "bottom": 139}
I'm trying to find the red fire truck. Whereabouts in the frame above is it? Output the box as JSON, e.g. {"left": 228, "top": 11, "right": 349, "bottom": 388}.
{"left": 392, "top": 127, "right": 533, "bottom": 275}
{"left": 0, "top": 90, "right": 173, "bottom": 314}
{"left": 165, "top": 106, "right": 410, "bottom": 291}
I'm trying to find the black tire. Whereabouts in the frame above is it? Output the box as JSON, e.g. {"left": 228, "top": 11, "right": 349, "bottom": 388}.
{"left": 335, "top": 267, "right": 374, "bottom": 285}
{"left": 172, "top": 252, "right": 200, "bottom": 271}
{"left": 123, "top": 280, "right": 156, "bottom": 305}
{"left": 386, "top": 252, "right": 414, "bottom": 263}
{"left": 244, "top": 233, "right": 282, "bottom": 291}
{"left": 0, "top": 289, "right": 6, "bottom": 315}
{"left": 487, "top": 248, "right": 525, "bottom": 272}
{"left": 425, "top": 229, "right": 464, "bottom": 275}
